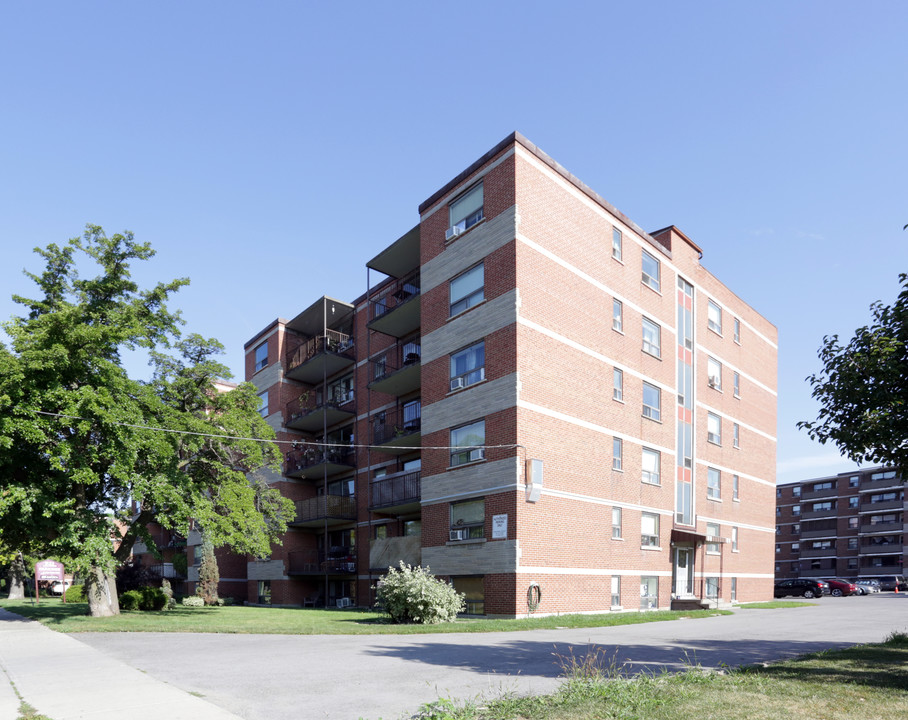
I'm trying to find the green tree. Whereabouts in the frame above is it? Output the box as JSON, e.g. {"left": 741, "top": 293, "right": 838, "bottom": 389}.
{"left": 196, "top": 534, "right": 220, "bottom": 605}
{"left": 0, "top": 226, "right": 293, "bottom": 616}
{"left": 799, "top": 273, "right": 908, "bottom": 479}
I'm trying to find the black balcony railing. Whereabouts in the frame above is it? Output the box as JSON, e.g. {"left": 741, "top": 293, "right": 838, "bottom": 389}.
{"left": 293, "top": 495, "right": 356, "bottom": 524}
{"left": 285, "top": 330, "right": 354, "bottom": 374}
{"left": 372, "top": 344, "right": 421, "bottom": 383}
{"left": 370, "top": 276, "right": 420, "bottom": 321}
{"left": 285, "top": 447, "right": 355, "bottom": 476}
{"left": 370, "top": 471, "right": 421, "bottom": 510}
{"left": 287, "top": 548, "right": 356, "bottom": 574}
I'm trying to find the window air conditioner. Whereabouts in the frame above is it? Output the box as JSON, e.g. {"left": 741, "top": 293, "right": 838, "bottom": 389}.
{"left": 450, "top": 376, "right": 465, "bottom": 391}
{"left": 449, "top": 529, "right": 466, "bottom": 541}
{"left": 708, "top": 376, "right": 720, "bottom": 388}
{"left": 445, "top": 225, "right": 463, "bottom": 241}
{"left": 469, "top": 448, "right": 485, "bottom": 462}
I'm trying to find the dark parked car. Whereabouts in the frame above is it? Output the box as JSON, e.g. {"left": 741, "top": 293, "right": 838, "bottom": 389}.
{"left": 870, "top": 575, "right": 907, "bottom": 592}
{"left": 774, "top": 578, "right": 830, "bottom": 599}
{"left": 823, "top": 578, "right": 858, "bottom": 597}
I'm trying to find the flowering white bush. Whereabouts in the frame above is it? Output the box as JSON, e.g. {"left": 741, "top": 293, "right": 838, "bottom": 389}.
{"left": 181, "top": 595, "right": 205, "bottom": 607}
{"left": 375, "top": 562, "right": 465, "bottom": 624}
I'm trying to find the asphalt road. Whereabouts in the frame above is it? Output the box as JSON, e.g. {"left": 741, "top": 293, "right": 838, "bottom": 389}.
{"left": 75, "top": 594, "right": 908, "bottom": 720}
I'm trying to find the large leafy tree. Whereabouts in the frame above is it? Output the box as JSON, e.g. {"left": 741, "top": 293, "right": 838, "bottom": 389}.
{"left": 0, "top": 227, "right": 293, "bottom": 616}
{"left": 799, "top": 273, "right": 908, "bottom": 479}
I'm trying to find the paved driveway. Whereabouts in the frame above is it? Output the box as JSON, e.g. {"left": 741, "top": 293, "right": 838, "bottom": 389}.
{"left": 76, "top": 594, "right": 908, "bottom": 720}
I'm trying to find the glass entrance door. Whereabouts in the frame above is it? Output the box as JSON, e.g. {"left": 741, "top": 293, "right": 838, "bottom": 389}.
{"left": 673, "top": 547, "right": 694, "bottom": 597}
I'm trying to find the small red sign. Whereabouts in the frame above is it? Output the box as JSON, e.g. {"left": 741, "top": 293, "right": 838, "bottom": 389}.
{"left": 35, "top": 560, "right": 65, "bottom": 582}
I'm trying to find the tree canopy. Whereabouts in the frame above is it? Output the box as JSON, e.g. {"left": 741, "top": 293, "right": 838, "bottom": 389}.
{"left": 0, "top": 226, "right": 293, "bottom": 615}
{"left": 799, "top": 273, "right": 908, "bottom": 480}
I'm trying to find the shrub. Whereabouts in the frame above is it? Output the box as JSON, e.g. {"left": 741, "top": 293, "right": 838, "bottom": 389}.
{"left": 119, "top": 589, "right": 142, "bottom": 611}
{"left": 115, "top": 562, "right": 158, "bottom": 593}
{"left": 197, "top": 535, "right": 219, "bottom": 606}
{"left": 182, "top": 595, "right": 204, "bottom": 607}
{"left": 374, "top": 562, "right": 464, "bottom": 624}
{"left": 64, "top": 584, "right": 86, "bottom": 603}
{"left": 137, "top": 586, "right": 168, "bottom": 611}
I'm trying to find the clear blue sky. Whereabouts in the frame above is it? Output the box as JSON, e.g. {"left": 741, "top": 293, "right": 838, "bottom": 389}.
{"left": 2, "top": 2, "right": 906, "bottom": 484}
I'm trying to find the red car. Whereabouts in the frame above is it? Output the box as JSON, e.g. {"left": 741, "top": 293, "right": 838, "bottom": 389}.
{"left": 823, "top": 578, "right": 858, "bottom": 597}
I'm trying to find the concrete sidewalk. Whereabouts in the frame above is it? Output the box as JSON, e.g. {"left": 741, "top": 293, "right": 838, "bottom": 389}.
{"left": 0, "top": 608, "right": 241, "bottom": 720}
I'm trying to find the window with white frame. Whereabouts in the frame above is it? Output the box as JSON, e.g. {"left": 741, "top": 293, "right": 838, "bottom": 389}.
{"left": 640, "top": 576, "right": 658, "bottom": 609}
{"left": 613, "top": 367, "right": 624, "bottom": 401}
{"left": 612, "top": 298, "right": 623, "bottom": 332}
{"left": 733, "top": 474, "right": 740, "bottom": 501}
{"left": 642, "top": 316, "right": 661, "bottom": 357}
{"left": 707, "top": 357, "right": 722, "bottom": 390}
{"left": 848, "top": 517, "right": 859, "bottom": 529}
{"left": 450, "top": 263, "right": 484, "bottom": 316}
{"left": 733, "top": 371, "right": 740, "bottom": 397}
{"left": 612, "top": 437, "right": 623, "bottom": 471}
{"left": 612, "top": 506, "right": 622, "bottom": 538}
{"left": 257, "top": 390, "right": 268, "bottom": 418}
{"left": 641, "top": 512, "right": 660, "bottom": 547}
{"left": 849, "top": 496, "right": 858, "bottom": 508}
{"left": 641, "top": 447, "right": 660, "bottom": 485}
{"left": 707, "top": 412, "right": 722, "bottom": 445}
{"left": 450, "top": 420, "right": 485, "bottom": 466}
{"left": 707, "top": 467, "right": 721, "bottom": 499}
{"left": 448, "top": 182, "right": 483, "bottom": 237}
{"left": 706, "top": 523, "right": 720, "bottom": 553}
{"left": 708, "top": 300, "right": 722, "bottom": 334}
{"left": 848, "top": 537, "right": 858, "bottom": 549}
{"left": 611, "top": 575, "right": 621, "bottom": 607}
{"left": 612, "top": 227, "right": 622, "bottom": 261}
{"left": 450, "top": 498, "right": 484, "bottom": 539}
{"left": 642, "top": 382, "right": 661, "bottom": 421}
{"left": 705, "top": 577, "right": 719, "bottom": 598}
{"left": 733, "top": 317, "right": 741, "bottom": 343}
{"left": 793, "top": 504, "right": 800, "bottom": 516}
{"left": 731, "top": 577, "right": 737, "bottom": 602}
{"left": 732, "top": 526, "right": 739, "bottom": 551}
{"left": 792, "top": 542, "right": 799, "bottom": 552}
{"left": 254, "top": 341, "right": 268, "bottom": 371}
{"left": 733, "top": 423, "right": 740, "bottom": 448}
{"left": 450, "top": 341, "right": 485, "bottom": 391}
{"left": 641, "top": 250, "right": 661, "bottom": 291}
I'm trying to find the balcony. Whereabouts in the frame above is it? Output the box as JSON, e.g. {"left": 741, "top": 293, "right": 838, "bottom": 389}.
{"left": 858, "top": 540, "right": 903, "bottom": 555}
{"left": 859, "top": 561, "right": 904, "bottom": 573}
{"left": 285, "top": 446, "right": 355, "bottom": 480}
{"left": 800, "top": 527, "right": 837, "bottom": 539}
{"left": 800, "top": 546, "right": 837, "bottom": 558}
{"left": 368, "top": 274, "right": 421, "bottom": 339}
{"left": 147, "top": 563, "right": 184, "bottom": 580}
{"left": 286, "top": 548, "right": 356, "bottom": 575}
{"left": 860, "top": 497, "right": 905, "bottom": 512}
{"left": 860, "top": 474, "right": 902, "bottom": 491}
{"left": 285, "top": 331, "right": 355, "bottom": 385}
{"left": 800, "top": 508, "right": 838, "bottom": 520}
{"left": 801, "top": 486, "right": 840, "bottom": 501}
{"left": 369, "top": 470, "right": 421, "bottom": 514}
{"left": 372, "top": 407, "right": 421, "bottom": 455}
{"left": 369, "top": 345, "right": 421, "bottom": 397}
{"left": 288, "top": 495, "right": 357, "bottom": 528}
{"left": 285, "top": 389, "right": 355, "bottom": 432}
{"left": 860, "top": 520, "right": 904, "bottom": 534}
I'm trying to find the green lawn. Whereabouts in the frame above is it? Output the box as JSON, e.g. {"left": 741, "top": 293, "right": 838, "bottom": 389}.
{"left": 0, "top": 598, "right": 731, "bottom": 635}
{"left": 416, "top": 632, "right": 908, "bottom": 719}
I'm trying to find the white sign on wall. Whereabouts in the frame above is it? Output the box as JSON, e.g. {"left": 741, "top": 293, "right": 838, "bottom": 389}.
{"left": 492, "top": 514, "right": 508, "bottom": 540}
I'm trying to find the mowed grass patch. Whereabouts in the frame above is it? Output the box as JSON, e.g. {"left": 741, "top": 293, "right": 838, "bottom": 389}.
{"left": 738, "top": 600, "right": 817, "bottom": 609}
{"left": 0, "top": 598, "right": 730, "bottom": 635}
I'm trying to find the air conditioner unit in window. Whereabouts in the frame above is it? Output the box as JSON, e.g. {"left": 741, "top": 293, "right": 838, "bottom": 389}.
{"left": 450, "top": 376, "right": 465, "bottom": 391}
{"left": 708, "top": 376, "right": 720, "bottom": 388}
{"left": 445, "top": 225, "right": 464, "bottom": 241}
{"left": 449, "top": 529, "right": 466, "bottom": 541}
{"left": 469, "top": 448, "right": 485, "bottom": 462}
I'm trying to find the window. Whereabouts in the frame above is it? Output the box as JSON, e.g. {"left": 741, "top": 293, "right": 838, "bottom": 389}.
{"left": 813, "top": 481, "right": 833, "bottom": 491}
{"left": 641, "top": 512, "right": 660, "bottom": 547}
{"left": 813, "top": 501, "right": 835, "bottom": 512}
{"left": 707, "top": 523, "right": 720, "bottom": 553}
{"left": 848, "top": 537, "right": 858, "bottom": 550}
{"left": 792, "top": 485, "right": 801, "bottom": 497}
{"left": 612, "top": 507, "right": 622, "bottom": 539}
{"left": 613, "top": 368, "right": 624, "bottom": 401}
{"left": 612, "top": 299, "right": 623, "bottom": 332}
{"left": 611, "top": 576, "right": 621, "bottom": 607}
{"left": 733, "top": 372, "right": 740, "bottom": 398}
{"left": 404, "top": 519, "right": 421, "bottom": 536}
{"left": 374, "top": 525, "right": 387, "bottom": 540}
{"left": 642, "top": 382, "right": 661, "bottom": 421}
{"left": 708, "top": 300, "right": 722, "bottom": 334}
{"left": 450, "top": 420, "right": 485, "bottom": 466}
{"left": 811, "top": 540, "right": 833, "bottom": 550}
{"left": 731, "top": 526, "right": 739, "bottom": 551}
{"left": 792, "top": 542, "right": 799, "bottom": 552}
{"left": 641, "top": 448, "right": 660, "bottom": 485}
{"left": 257, "top": 390, "right": 268, "bottom": 418}
{"left": 792, "top": 523, "right": 800, "bottom": 534}
{"left": 254, "top": 341, "right": 268, "bottom": 371}
{"left": 452, "top": 576, "right": 484, "bottom": 614}
{"left": 451, "top": 499, "right": 484, "bottom": 539}
{"left": 776, "top": 544, "right": 781, "bottom": 554}
{"left": 707, "top": 412, "right": 722, "bottom": 445}
{"left": 733, "top": 317, "right": 741, "bottom": 343}
{"left": 257, "top": 580, "right": 272, "bottom": 605}
{"left": 707, "top": 467, "right": 721, "bottom": 499}
{"left": 733, "top": 423, "right": 740, "bottom": 448}
{"left": 848, "top": 517, "right": 859, "bottom": 529}
{"left": 640, "top": 576, "right": 658, "bottom": 609}
{"left": 847, "top": 558, "right": 858, "bottom": 570}
{"left": 450, "top": 341, "right": 485, "bottom": 390}
{"left": 793, "top": 504, "right": 801, "bottom": 516}
{"left": 641, "top": 250, "right": 661, "bottom": 291}
{"left": 849, "top": 475, "right": 860, "bottom": 487}
{"left": 642, "top": 317, "right": 661, "bottom": 357}
{"left": 612, "top": 227, "right": 622, "bottom": 261}
{"left": 705, "top": 577, "right": 719, "bottom": 598}
{"left": 450, "top": 263, "right": 484, "bottom": 316}
{"left": 612, "top": 437, "right": 623, "bottom": 471}
{"left": 448, "top": 182, "right": 483, "bottom": 236}
{"left": 707, "top": 357, "right": 722, "bottom": 390}
{"left": 733, "top": 474, "right": 740, "bottom": 501}
{"left": 849, "top": 496, "right": 859, "bottom": 508}
{"left": 731, "top": 577, "right": 737, "bottom": 602}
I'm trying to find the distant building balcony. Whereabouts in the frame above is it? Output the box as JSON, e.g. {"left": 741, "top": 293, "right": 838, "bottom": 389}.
{"left": 369, "top": 470, "right": 421, "bottom": 514}
{"left": 285, "top": 446, "right": 355, "bottom": 480}
{"left": 286, "top": 548, "right": 356, "bottom": 575}
{"left": 285, "top": 388, "right": 355, "bottom": 432}
{"left": 285, "top": 331, "right": 355, "bottom": 385}
{"left": 372, "top": 403, "right": 421, "bottom": 455}
{"left": 860, "top": 519, "right": 904, "bottom": 534}
{"left": 288, "top": 495, "right": 357, "bottom": 528}
{"left": 801, "top": 486, "right": 840, "bottom": 501}
{"left": 368, "top": 274, "right": 421, "bottom": 339}
{"left": 369, "top": 343, "right": 421, "bottom": 397}
{"left": 860, "top": 497, "right": 905, "bottom": 512}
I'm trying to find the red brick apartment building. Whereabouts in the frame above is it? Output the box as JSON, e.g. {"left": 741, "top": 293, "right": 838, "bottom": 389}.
{"left": 241, "top": 132, "right": 778, "bottom": 616}
{"left": 775, "top": 467, "right": 906, "bottom": 581}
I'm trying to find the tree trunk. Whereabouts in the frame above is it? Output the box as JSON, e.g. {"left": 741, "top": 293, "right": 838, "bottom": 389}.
{"left": 7, "top": 552, "right": 26, "bottom": 600}
{"left": 85, "top": 565, "right": 120, "bottom": 617}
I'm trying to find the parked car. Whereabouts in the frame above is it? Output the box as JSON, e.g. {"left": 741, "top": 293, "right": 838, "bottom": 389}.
{"left": 869, "top": 575, "right": 908, "bottom": 592}
{"left": 774, "top": 578, "right": 830, "bottom": 599}
{"left": 823, "top": 578, "right": 858, "bottom": 597}
{"left": 49, "top": 579, "right": 73, "bottom": 595}
{"left": 852, "top": 579, "right": 881, "bottom": 594}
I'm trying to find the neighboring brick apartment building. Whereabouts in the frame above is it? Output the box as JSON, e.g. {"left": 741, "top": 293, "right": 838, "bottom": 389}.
{"left": 775, "top": 467, "right": 906, "bottom": 580}
{"left": 242, "top": 132, "right": 778, "bottom": 615}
